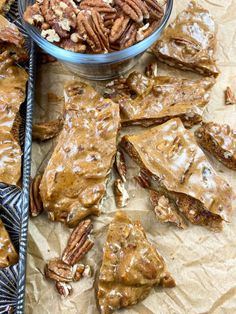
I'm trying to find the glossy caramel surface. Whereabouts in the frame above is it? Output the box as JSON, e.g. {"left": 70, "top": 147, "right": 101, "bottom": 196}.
{"left": 0, "top": 51, "right": 27, "bottom": 185}
{"left": 122, "top": 118, "right": 232, "bottom": 222}
{"left": 40, "top": 81, "right": 120, "bottom": 227}
{"left": 119, "top": 72, "right": 214, "bottom": 126}
{"left": 97, "top": 211, "right": 175, "bottom": 314}
{"left": 153, "top": 1, "right": 219, "bottom": 76}
{"left": 0, "top": 219, "right": 18, "bottom": 268}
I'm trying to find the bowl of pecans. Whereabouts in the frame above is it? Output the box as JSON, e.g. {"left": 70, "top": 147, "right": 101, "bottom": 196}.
{"left": 19, "top": 0, "right": 173, "bottom": 80}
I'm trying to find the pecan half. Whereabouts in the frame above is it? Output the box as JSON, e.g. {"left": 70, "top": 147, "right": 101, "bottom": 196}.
{"left": 109, "top": 15, "right": 130, "bottom": 43}
{"left": 80, "top": 0, "right": 116, "bottom": 14}
{"left": 30, "top": 175, "right": 43, "bottom": 217}
{"left": 119, "top": 21, "right": 137, "bottom": 49}
{"left": 32, "top": 119, "right": 63, "bottom": 141}
{"left": 55, "top": 281, "right": 72, "bottom": 298}
{"left": 136, "top": 20, "right": 159, "bottom": 42}
{"left": 59, "top": 38, "right": 87, "bottom": 53}
{"left": 45, "top": 259, "right": 86, "bottom": 282}
{"left": 62, "top": 219, "right": 94, "bottom": 266}
{"left": 77, "top": 10, "right": 109, "bottom": 53}
{"left": 144, "top": 0, "right": 164, "bottom": 20}
{"left": 114, "top": 179, "right": 129, "bottom": 208}
{"left": 225, "top": 87, "right": 236, "bottom": 105}
{"left": 115, "top": 0, "right": 149, "bottom": 23}
{"left": 115, "top": 150, "right": 127, "bottom": 182}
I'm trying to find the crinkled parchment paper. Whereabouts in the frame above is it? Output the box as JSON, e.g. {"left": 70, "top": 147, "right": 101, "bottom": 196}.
{"left": 25, "top": 1, "right": 236, "bottom": 313}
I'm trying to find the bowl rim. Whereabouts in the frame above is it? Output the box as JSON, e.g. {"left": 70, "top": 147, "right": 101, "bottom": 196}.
{"left": 19, "top": 0, "right": 173, "bottom": 64}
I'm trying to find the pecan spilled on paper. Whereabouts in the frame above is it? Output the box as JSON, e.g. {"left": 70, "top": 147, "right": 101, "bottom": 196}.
{"left": 30, "top": 175, "right": 44, "bottom": 217}
{"left": 62, "top": 219, "right": 94, "bottom": 266}
{"left": 225, "top": 87, "right": 236, "bottom": 106}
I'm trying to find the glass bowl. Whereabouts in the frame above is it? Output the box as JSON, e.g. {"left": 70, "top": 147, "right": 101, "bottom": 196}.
{"left": 19, "top": 0, "right": 173, "bottom": 80}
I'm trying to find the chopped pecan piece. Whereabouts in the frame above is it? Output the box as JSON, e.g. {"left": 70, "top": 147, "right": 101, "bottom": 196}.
{"left": 59, "top": 38, "right": 87, "bottom": 52}
{"left": 115, "top": 150, "right": 127, "bottom": 182}
{"left": 150, "top": 191, "right": 187, "bottom": 229}
{"left": 114, "top": 178, "right": 129, "bottom": 208}
{"left": 55, "top": 281, "right": 72, "bottom": 298}
{"left": 225, "top": 87, "right": 236, "bottom": 105}
{"left": 45, "top": 259, "right": 85, "bottom": 282}
{"left": 23, "top": 3, "right": 44, "bottom": 26}
{"left": 30, "top": 175, "right": 44, "bottom": 217}
{"left": 145, "top": 62, "right": 158, "bottom": 78}
{"left": 62, "top": 219, "right": 94, "bottom": 266}
{"left": 136, "top": 20, "right": 160, "bottom": 42}
{"left": 32, "top": 119, "right": 63, "bottom": 141}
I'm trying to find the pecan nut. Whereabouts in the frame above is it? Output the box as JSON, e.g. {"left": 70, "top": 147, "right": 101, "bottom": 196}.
{"left": 45, "top": 259, "right": 86, "bottom": 282}
{"left": 136, "top": 20, "right": 159, "bottom": 42}
{"left": 32, "top": 118, "right": 63, "bottom": 141}
{"left": 59, "top": 38, "right": 87, "bottom": 53}
{"left": 109, "top": 15, "right": 130, "bottom": 43}
{"left": 114, "top": 179, "right": 129, "bottom": 208}
{"left": 77, "top": 10, "right": 109, "bottom": 53}
{"left": 225, "top": 87, "right": 236, "bottom": 105}
{"left": 115, "top": 0, "right": 149, "bottom": 23}
{"left": 80, "top": 0, "right": 116, "bottom": 14}
{"left": 115, "top": 150, "right": 127, "bottom": 182}
{"left": 145, "top": 62, "right": 158, "bottom": 78}
{"left": 23, "top": 3, "right": 44, "bottom": 26}
{"left": 62, "top": 219, "right": 94, "bottom": 266}
{"left": 134, "top": 170, "right": 151, "bottom": 189}
{"left": 119, "top": 21, "right": 137, "bottom": 49}
{"left": 30, "top": 175, "right": 43, "bottom": 217}
{"left": 144, "top": 0, "right": 164, "bottom": 20}
{"left": 55, "top": 281, "right": 72, "bottom": 298}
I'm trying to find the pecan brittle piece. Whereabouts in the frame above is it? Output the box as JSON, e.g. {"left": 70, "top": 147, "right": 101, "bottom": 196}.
{"left": 114, "top": 179, "right": 129, "bottom": 208}
{"left": 225, "top": 87, "right": 236, "bottom": 106}
{"left": 62, "top": 219, "right": 94, "bottom": 266}
{"left": 0, "top": 219, "right": 18, "bottom": 268}
{"left": 32, "top": 119, "right": 63, "bottom": 141}
{"left": 30, "top": 175, "right": 44, "bottom": 217}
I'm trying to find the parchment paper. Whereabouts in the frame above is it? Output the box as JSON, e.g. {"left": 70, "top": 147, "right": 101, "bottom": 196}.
{"left": 25, "top": 1, "right": 236, "bottom": 313}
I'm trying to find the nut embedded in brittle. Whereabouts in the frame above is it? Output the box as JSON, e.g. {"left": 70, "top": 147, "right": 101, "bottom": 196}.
{"left": 62, "top": 219, "right": 94, "bottom": 266}
{"left": 115, "top": 150, "right": 127, "bottom": 182}
{"left": 30, "top": 174, "right": 44, "bottom": 217}
{"left": 225, "top": 87, "right": 236, "bottom": 105}
{"left": 114, "top": 178, "right": 129, "bottom": 208}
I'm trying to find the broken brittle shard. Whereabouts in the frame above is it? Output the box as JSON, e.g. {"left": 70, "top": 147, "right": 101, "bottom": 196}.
{"left": 0, "top": 51, "right": 28, "bottom": 185}
{"left": 153, "top": 1, "right": 219, "bottom": 77}
{"left": 0, "top": 15, "right": 28, "bottom": 62}
{"left": 97, "top": 211, "right": 175, "bottom": 314}
{"left": 195, "top": 122, "right": 236, "bottom": 170}
{"left": 105, "top": 71, "right": 215, "bottom": 128}
{"left": 0, "top": 218, "right": 18, "bottom": 268}
{"left": 122, "top": 118, "right": 233, "bottom": 231}
{"left": 40, "top": 81, "right": 120, "bottom": 227}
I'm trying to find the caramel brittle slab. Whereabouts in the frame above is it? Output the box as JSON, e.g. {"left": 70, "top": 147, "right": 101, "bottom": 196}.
{"left": 40, "top": 81, "right": 120, "bottom": 227}
{"left": 195, "top": 122, "right": 236, "bottom": 170}
{"left": 0, "top": 51, "right": 28, "bottom": 185}
{"left": 105, "top": 71, "right": 215, "bottom": 128}
{"left": 0, "top": 0, "right": 14, "bottom": 15}
{"left": 0, "top": 218, "right": 18, "bottom": 268}
{"left": 153, "top": 1, "right": 219, "bottom": 77}
{"left": 97, "top": 211, "right": 175, "bottom": 314}
{"left": 122, "top": 118, "right": 233, "bottom": 231}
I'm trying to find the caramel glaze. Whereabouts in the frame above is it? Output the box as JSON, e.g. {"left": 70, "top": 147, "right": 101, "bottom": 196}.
{"left": 122, "top": 118, "right": 232, "bottom": 231}
{"left": 97, "top": 211, "right": 175, "bottom": 314}
{"left": 40, "top": 81, "right": 120, "bottom": 227}
{"left": 0, "top": 218, "right": 18, "bottom": 268}
{"left": 0, "top": 51, "right": 28, "bottom": 185}
{"left": 195, "top": 122, "right": 236, "bottom": 170}
{"left": 108, "top": 71, "right": 215, "bottom": 128}
{"left": 153, "top": 1, "right": 219, "bottom": 77}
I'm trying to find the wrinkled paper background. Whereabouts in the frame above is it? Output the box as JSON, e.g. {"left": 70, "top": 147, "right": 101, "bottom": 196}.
{"left": 25, "top": 1, "right": 236, "bottom": 313}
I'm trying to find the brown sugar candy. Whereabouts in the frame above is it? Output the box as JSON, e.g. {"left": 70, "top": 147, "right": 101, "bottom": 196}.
{"left": 153, "top": 1, "right": 219, "bottom": 77}
{"left": 97, "top": 211, "right": 175, "bottom": 314}
{"left": 122, "top": 118, "right": 233, "bottom": 231}
{"left": 195, "top": 122, "right": 236, "bottom": 171}
{"left": 40, "top": 80, "right": 120, "bottom": 227}
{"left": 105, "top": 71, "right": 215, "bottom": 128}
{"left": 0, "top": 219, "right": 18, "bottom": 268}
